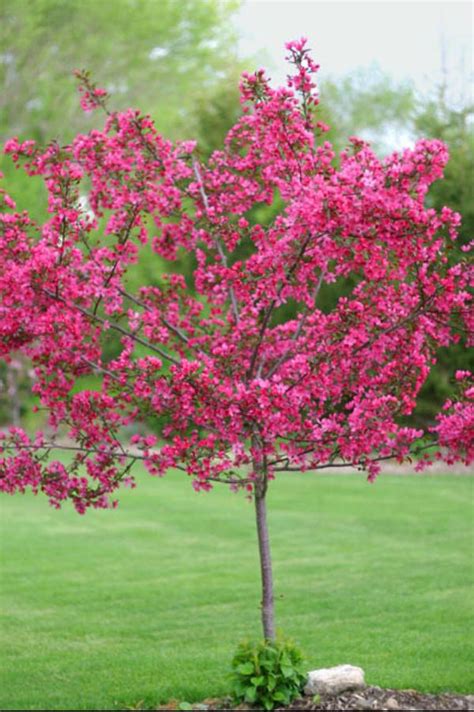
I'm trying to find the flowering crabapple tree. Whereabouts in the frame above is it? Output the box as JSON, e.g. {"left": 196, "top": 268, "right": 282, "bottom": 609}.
{"left": 0, "top": 40, "right": 473, "bottom": 641}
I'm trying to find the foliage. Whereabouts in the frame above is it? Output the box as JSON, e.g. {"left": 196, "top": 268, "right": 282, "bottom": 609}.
{"left": 231, "top": 637, "right": 306, "bottom": 709}
{"left": 195, "top": 73, "right": 243, "bottom": 160}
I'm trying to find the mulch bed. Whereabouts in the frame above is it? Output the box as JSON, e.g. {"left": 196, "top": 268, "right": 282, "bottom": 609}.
{"left": 277, "top": 686, "right": 474, "bottom": 710}
{"left": 157, "top": 686, "right": 474, "bottom": 711}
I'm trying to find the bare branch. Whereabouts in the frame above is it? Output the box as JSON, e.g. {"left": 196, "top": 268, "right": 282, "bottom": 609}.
{"left": 74, "top": 353, "right": 124, "bottom": 383}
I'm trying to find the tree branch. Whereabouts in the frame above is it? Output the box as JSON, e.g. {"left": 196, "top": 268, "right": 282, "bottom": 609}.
{"left": 92, "top": 206, "right": 140, "bottom": 316}
{"left": 265, "top": 269, "right": 326, "bottom": 378}
{"left": 1, "top": 442, "right": 251, "bottom": 487}
{"left": 271, "top": 442, "right": 438, "bottom": 471}
{"left": 118, "top": 288, "right": 209, "bottom": 358}
{"left": 192, "top": 159, "right": 240, "bottom": 323}
{"left": 42, "top": 289, "right": 180, "bottom": 365}
{"left": 246, "top": 230, "right": 317, "bottom": 381}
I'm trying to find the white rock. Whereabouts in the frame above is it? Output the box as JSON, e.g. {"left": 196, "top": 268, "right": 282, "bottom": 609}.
{"left": 304, "top": 664, "right": 366, "bottom": 696}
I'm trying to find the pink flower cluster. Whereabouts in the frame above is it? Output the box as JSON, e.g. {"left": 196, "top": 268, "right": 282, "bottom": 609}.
{"left": 430, "top": 371, "right": 474, "bottom": 466}
{"left": 0, "top": 40, "right": 472, "bottom": 512}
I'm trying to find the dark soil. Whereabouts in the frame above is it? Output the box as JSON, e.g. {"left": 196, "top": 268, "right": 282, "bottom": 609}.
{"left": 157, "top": 686, "right": 474, "bottom": 711}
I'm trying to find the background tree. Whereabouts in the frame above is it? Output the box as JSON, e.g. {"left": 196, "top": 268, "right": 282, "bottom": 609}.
{"left": 409, "top": 93, "right": 473, "bottom": 420}
{"left": 0, "top": 0, "right": 241, "bottom": 143}
{"left": 317, "top": 68, "right": 416, "bottom": 155}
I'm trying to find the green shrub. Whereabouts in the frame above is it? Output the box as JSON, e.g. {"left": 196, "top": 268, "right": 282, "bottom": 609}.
{"left": 231, "top": 637, "right": 307, "bottom": 710}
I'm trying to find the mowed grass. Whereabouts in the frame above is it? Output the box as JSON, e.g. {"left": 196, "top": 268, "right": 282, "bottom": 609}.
{"left": 0, "top": 467, "right": 473, "bottom": 710}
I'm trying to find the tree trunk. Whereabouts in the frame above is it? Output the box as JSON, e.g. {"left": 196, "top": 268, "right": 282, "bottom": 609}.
{"left": 254, "top": 488, "right": 276, "bottom": 641}
{"left": 6, "top": 363, "right": 21, "bottom": 427}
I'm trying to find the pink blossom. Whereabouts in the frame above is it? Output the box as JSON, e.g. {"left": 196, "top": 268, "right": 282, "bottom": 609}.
{"left": 0, "top": 41, "right": 471, "bottom": 512}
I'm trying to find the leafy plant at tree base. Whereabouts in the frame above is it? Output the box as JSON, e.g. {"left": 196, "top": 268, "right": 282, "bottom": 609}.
{"left": 0, "top": 39, "right": 472, "bottom": 645}
{"left": 232, "top": 638, "right": 306, "bottom": 710}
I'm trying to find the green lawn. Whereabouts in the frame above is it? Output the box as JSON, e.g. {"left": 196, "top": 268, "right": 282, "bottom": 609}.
{"left": 1, "top": 468, "right": 473, "bottom": 710}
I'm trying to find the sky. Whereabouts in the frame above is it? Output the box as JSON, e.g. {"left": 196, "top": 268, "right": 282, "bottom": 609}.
{"left": 234, "top": 1, "right": 473, "bottom": 104}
